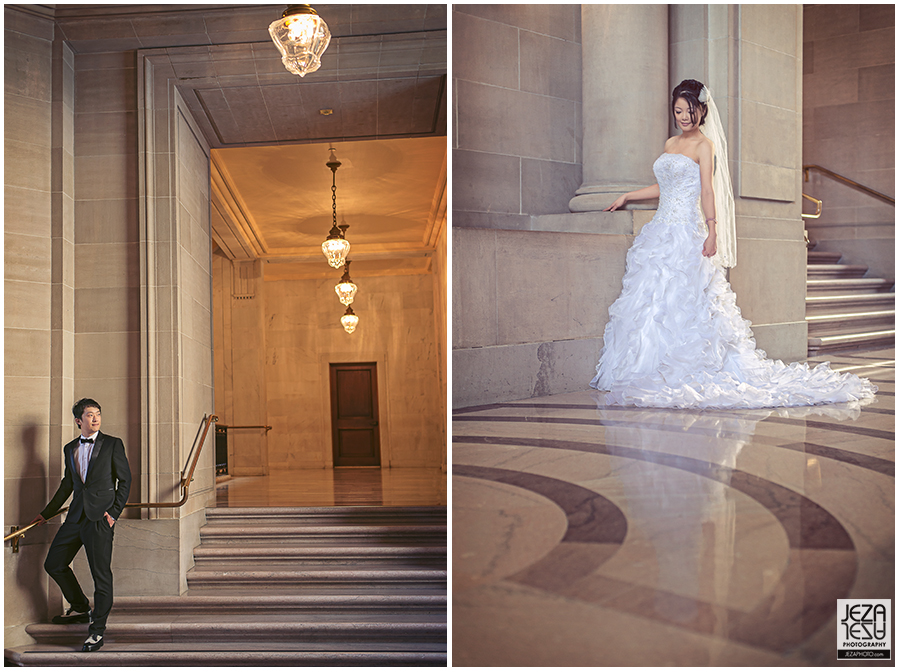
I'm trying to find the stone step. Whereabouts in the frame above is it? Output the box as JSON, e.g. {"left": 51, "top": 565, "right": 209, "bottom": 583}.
{"left": 5, "top": 646, "right": 445, "bottom": 667}
{"left": 806, "top": 309, "right": 895, "bottom": 335}
{"left": 24, "top": 620, "right": 446, "bottom": 646}
{"left": 204, "top": 506, "right": 446, "bottom": 526}
{"left": 192, "top": 545, "right": 447, "bottom": 566}
{"left": 6, "top": 505, "right": 448, "bottom": 667}
{"left": 806, "top": 278, "right": 894, "bottom": 295}
{"left": 185, "top": 565, "right": 447, "bottom": 590}
{"left": 805, "top": 263, "right": 869, "bottom": 278}
{"left": 806, "top": 292, "right": 896, "bottom": 314}
{"left": 199, "top": 524, "right": 446, "bottom": 545}
{"left": 807, "top": 250, "right": 843, "bottom": 264}
{"left": 807, "top": 329, "right": 895, "bottom": 357}
{"left": 113, "top": 593, "right": 446, "bottom": 616}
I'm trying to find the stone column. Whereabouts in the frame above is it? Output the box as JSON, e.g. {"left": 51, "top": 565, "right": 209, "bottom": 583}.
{"left": 569, "top": 5, "right": 669, "bottom": 212}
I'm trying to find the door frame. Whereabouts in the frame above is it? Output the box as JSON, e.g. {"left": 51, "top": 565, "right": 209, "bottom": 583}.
{"left": 329, "top": 362, "right": 381, "bottom": 467}
{"left": 318, "top": 352, "right": 392, "bottom": 468}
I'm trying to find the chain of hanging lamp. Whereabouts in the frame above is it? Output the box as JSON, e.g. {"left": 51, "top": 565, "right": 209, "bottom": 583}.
{"left": 322, "top": 148, "right": 359, "bottom": 333}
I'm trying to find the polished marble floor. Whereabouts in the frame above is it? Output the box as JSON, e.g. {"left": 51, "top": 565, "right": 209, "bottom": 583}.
{"left": 452, "top": 348, "right": 894, "bottom": 666}
{"left": 215, "top": 467, "right": 447, "bottom": 507}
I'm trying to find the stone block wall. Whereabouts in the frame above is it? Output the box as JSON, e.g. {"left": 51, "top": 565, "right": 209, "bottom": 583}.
{"left": 213, "top": 258, "right": 444, "bottom": 470}
{"left": 72, "top": 48, "right": 143, "bottom": 492}
{"left": 803, "top": 5, "right": 894, "bottom": 280}
{"left": 670, "top": 4, "right": 808, "bottom": 361}
{"left": 452, "top": 5, "right": 582, "bottom": 230}
{"left": 4, "top": 8, "right": 57, "bottom": 648}
{"left": 432, "top": 216, "right": 447, "bottom": 469}
{"left": 452, "top": 5, "right": 599, "bottom": 409}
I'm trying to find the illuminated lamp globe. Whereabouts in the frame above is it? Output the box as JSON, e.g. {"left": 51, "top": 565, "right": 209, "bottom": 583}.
{"left": 268, "top": 5, "right": 331, "bottom": 77}
{"left": 335, "top": 261, "right": 358, "bottom": 306}
{"left": 341, "top": 306, "right": 359, "bottom": 334}
{"left": 322, "top": 233, "right": 350, "bottom": 269}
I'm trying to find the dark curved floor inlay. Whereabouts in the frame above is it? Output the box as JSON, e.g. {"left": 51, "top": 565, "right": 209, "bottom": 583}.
{"left": 455, "top": 434, "right": 860, "bottom": 653}
{"left": 780, "top": 442, "right": 894, "bottom": 477}
{"left": 454, "top": 464, "right": 627, "bottom": 545}
{"left": 454, "top": 411, "right": 893, "bottom": 441}
{"left": 454, "top": 464, "right": 628, "bottom": 590}
{"left": 454, "top": 414, "right": 894, "bottom": 476}
{"left": 455, "top": 435, "right": 854, "bottom": 551}
{"left": 762, "top": 416, "right": 893, "bottom": 440}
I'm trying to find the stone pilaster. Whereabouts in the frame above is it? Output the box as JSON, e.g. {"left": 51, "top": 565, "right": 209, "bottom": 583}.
{"left": 569, "top": 5, "right": 669, "bottom": 212}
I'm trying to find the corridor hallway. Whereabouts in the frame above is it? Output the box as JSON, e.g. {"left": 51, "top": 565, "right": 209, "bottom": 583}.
{"left": 452, "top": 348, "right": 894, "bottom": 666}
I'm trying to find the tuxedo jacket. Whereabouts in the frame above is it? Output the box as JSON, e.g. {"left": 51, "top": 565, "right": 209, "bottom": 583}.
{"left": 41, "top": 432, "right": 131, "bottom": 524}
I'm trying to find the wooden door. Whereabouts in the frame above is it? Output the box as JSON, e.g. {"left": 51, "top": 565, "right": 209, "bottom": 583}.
{"left": 330, "top": 362, "right": 381, "bottom": 467}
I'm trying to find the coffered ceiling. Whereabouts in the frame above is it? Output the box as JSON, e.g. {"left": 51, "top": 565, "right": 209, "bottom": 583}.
{"left": 30, "top": 3, "right": 448, "bottom": 278}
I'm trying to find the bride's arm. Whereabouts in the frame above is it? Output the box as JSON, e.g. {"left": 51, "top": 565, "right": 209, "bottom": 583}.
{"left": 698, "top": 141, "right": 717, "bottom": 257}
{"left": 604, "top": 183, "right": 660, "bottom": 211}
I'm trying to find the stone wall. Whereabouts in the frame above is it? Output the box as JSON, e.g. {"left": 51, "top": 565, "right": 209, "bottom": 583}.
{"left": 452, "top": 5, "right": 591, "bottom": 409}
{"left": 4, "top": 8, "right": 58, "bottom": 648}
{"left": 432, "top": 216, "right": 447, "bottom": 469}
{"left": 670, "top": 4, "right": 807, "bottom": 360}
{"left": 72, "top": 47, "right": 143, "bottom": 491}
{"left": 803, "top": 4, "right": 895, "bottom": 280}
{"left": 213, "top": 258, "right": 444, "bottom": 470}
{"left": 452, "top": 5, "right": 582, "bottom": 230}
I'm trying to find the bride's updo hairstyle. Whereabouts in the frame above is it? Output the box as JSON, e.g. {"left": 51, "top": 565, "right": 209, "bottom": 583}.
{"left": 671, "top": 79, "right": 708, "bottom": 129}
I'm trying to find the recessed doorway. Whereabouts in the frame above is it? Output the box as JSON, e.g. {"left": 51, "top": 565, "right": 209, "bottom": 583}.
{"left": 329, "top": 362, "right": 381, "bottom": 467}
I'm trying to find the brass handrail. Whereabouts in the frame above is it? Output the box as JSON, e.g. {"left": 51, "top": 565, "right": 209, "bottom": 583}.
{"left": 5, "top": 414, "right": 218, "bottom": 551}
{"left": 801, "top": 193, "right": 822, "bottom": 219}
{"left": 217, "top": 424, "right": 272, "bottom": 433}
{"left": 803, "top": 165, "right": 895, "bottom": 205}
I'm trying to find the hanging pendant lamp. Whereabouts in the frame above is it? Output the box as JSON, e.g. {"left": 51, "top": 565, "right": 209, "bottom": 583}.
{"left": 335, "top": 260, "right": 358, "bottom": 306}
{"left": 341, "top": 305, "right": 359, "bottom": 334}
{"left": 322, "top": 147, "right": 350, "bottom": 268}
{"left": 268, "top": 4, "right": 331, "bottom": 77}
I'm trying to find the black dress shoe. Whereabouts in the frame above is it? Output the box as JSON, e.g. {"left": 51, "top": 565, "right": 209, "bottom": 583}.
{"left": 81, "top": 634, "right": 103, "bottom": 652}
{"left": 51, "top": 607, "right": 91, "bottom": 625}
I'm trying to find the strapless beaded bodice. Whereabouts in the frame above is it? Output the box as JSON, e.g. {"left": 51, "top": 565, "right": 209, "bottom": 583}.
{"left": 653, "top": 153, "right": 701, "bottom": 221}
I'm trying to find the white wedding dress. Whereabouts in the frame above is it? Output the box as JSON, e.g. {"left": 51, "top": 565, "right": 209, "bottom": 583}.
{"left": 590, "top": 152, "right": 877, "bottom": 409}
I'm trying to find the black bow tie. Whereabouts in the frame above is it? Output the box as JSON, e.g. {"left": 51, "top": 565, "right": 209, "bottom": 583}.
{"left": 80, "top": 438, "right": 94, "bottom": 444}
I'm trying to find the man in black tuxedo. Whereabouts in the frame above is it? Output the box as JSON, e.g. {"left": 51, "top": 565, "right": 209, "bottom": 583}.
{"left": 31, "top": 398, "right": 131, "bottom": 652}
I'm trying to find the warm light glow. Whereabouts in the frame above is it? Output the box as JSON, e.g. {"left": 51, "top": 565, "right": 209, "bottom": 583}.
{"left": 268, "top": 6, "right": 331, "bottom": 77}
{"left": 335, "top": 261, "right": 358, "bottom": 305}
{"left": 341, "top": 306, "right": 359, "bottom": 334}
{"left": 322, "top": 237, "right": 350, "bottom": 269}
{"left": 287, "top": 15, "right": 317, "bottom": 41}
{"left": 335, "top": 280, "right": 357, "bottom": 305}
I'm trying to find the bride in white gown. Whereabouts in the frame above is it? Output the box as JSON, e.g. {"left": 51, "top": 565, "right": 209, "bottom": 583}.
{"left": 589, "top": 79, "right": 877, "bottom": 409}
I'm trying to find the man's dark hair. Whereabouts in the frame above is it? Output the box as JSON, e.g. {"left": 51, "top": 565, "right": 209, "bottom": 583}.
{"left": 72, "top": 398, "right": 101, "bottom": 419}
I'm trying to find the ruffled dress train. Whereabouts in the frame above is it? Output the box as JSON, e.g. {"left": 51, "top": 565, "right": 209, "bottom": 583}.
{"left": 589, "top": 153, "right": 877, "bottom": 409}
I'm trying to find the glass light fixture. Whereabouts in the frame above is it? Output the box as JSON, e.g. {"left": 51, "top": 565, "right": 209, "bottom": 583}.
{"left": 268, "top": 5, "right": 331, "bottom": 77}
{"left": 341, "top": 305, "right": 359, "bottom": 334}
{"left": 335, "top": 260, "right": 358, "bottom": 306}
{"left": 322, "top": 147, "right": 350, "bottom": 268}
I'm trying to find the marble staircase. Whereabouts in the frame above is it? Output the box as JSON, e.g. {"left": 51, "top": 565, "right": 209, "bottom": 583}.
{"left": 5, "top": 506, "right": 447, "bottom": 666}
{"left": 806, "top": 248, "right": 895, "bottom": 356}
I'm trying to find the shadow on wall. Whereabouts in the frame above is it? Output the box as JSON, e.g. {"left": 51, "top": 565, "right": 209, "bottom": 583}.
{"left": 18, "top": 423, "right": 49, "bottom": 617}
